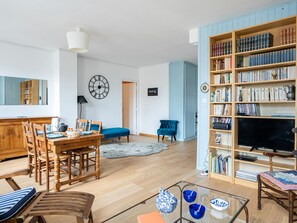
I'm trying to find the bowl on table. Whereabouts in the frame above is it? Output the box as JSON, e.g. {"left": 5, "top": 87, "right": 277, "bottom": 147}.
{"left": 210, "top": 198, "right": 229, "bottom": 211}
{"left": 66, "top": 130, "right": 80, "bottom": 138}
{"left": 189, "top": 203, "right": 205, "bottom": 219}
{"left": 183, "top": 190, "right": 197, "bottom": 203}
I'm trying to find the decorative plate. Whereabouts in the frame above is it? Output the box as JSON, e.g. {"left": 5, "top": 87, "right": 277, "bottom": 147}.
{"left": 210, "top": 198, "right": 229, "bottom": 211}
{"left": 200, "top": 82, "right": 209, "bottom": 93}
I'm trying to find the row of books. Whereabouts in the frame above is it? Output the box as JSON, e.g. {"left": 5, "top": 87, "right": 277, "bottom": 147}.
{"left": 280, "top": 26, "right": 296, "bottom": 45}
{"left": 235, "top": 169, "right": 258, "bottom": 182}
{"left": 212, "top": 117, "right": 232, "bottom": 124}
{"left": 210, "top": 152, "right": 232, "bottom": 176}
{"left": 212, "top": 57, "right": 232, "bottom": 71}
{"left": 236, "top": 32, "right": 273, "bottom": 52}
{"left": 236, "top": 86, "right": 289, "bottom": 102}
{"left": 213, "top": 104, "right": 231, "bottom": 116}
{"left": 236, "top": 104, "right": 260, "bottom": 116}
{"left": 213, "top": 73, "right": 231, "bottom": 84}
{"left": 211, "top": 40, "right": 232, "bottom": 57}
{"left": 237, "top": 66, "right": 296, "bottom": 83}
{"left": 237, "top": 48, "right": 296, "bottom": 67}
{"left": 210, "top": 87, "right": 232, "bottom": 102}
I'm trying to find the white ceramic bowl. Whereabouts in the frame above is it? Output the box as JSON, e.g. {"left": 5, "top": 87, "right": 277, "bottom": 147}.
{"left": 210, "top": 198, "right": 229, "bottom": 211}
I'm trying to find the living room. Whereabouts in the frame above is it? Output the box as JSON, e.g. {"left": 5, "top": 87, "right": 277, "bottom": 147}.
{"left": 1, "top": 0, "right": 297, "bottom": 222}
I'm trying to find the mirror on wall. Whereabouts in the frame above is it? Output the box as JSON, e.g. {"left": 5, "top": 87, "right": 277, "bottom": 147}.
{"left": 0, "top": 76, "right": 48, "bottom": 105}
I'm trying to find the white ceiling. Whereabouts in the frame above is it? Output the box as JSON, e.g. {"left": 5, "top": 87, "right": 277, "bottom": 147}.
{"left": 0, "top": 0, "right": 290, "bottom": 67}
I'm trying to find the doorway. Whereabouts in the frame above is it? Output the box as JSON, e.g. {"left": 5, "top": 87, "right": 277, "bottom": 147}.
{"left": 122, "top": 81, "right": 137, "bottom": 134}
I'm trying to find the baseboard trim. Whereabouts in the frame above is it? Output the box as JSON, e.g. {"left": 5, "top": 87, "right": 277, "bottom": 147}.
{"left": 139, "top": 133, "right": 158, "bottom": 138}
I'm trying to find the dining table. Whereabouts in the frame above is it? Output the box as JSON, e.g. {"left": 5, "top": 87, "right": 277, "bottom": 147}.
{"left": 47, "top": 132, "right": 104, "bottom": 192}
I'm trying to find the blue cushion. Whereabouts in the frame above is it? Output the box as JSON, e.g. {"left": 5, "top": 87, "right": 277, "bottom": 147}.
{"left": 0, "top": 187, "right": 36, "bottom": 222}
{"left": 101, "top": 128, "right": 130, "bottom": 139}
{"left": 90, "top": 124, "right": 100, "bottom": 131}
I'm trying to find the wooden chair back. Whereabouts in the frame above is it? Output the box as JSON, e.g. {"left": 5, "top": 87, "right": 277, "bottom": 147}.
{"left": 32, "top": 124, "right": 49, "bottom": 160}
{"left": 76, "top": 119, "right": 89, "bottom": 131}
{"left": 88, "top": 120, "right": 102, "bottom": 133}
{"left": 263, "top": 151, "right": 294, "bottom": 171}
{"left": 22, "top": 121, "right": 35, "bottom": 155}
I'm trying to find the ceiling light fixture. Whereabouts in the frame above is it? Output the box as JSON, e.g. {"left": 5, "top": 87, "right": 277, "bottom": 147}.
{"left": 66, "top": 27, "right": 89, "bottom": 53}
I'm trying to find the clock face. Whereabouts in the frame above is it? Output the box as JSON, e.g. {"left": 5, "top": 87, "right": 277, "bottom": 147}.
{"left": 88, "top": 75, "right": 110, "bottom": 99}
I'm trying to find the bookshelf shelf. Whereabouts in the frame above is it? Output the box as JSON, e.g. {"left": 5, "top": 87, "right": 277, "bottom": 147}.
{"left": 235, "top": 61, "right": 296, "bottom": 72}
{"left": 235, "top": 43, "right": 296, "bottom": 56}
{"left": 210, "top": 54, "right": 232, "bottom": 60}
{"left": 235, "top": 78, "right": 295, "bottom": 86}
{"left": 210, "top": 69, "right": 232, "bottom": 74}
{"left": 235, "top": 115, "right": 295, "bottom": 119}
{"left": 234, "top": 159, "right": 294, "bottom": 170}
{"left": 209, "top": 145, "right": 232, "bottom": 151}
{"left": 209, "top": 129, "right": 232, "bottom": 133}
{"left": 208, "top": 16, "right": 297, "bottom": 186}
{"left": 234, "top": 101, "right": 295, "bottom": 104}
{"left": 210, "top": 83, "right": 232, "bottom": 87}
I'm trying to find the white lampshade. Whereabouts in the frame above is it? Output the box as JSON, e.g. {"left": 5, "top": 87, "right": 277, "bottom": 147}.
{"left": 66, "top": 28, "right": 89, "bottom": 53}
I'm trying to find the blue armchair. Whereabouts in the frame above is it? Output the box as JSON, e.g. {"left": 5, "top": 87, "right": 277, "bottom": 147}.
{"left": 157, "top": 120, "right": 178, "bottom": 143}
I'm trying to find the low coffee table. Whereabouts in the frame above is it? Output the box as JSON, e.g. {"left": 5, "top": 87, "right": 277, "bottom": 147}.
{"left": 102, "top": 181, "right": 249, "bottom": 223}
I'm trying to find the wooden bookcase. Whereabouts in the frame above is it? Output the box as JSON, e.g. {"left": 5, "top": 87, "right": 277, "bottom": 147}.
{"left": 20, "top": 80, "right": 39, "bottom": 105}
{"left": 208, "top": 16, "right": 297, "bottom": 188}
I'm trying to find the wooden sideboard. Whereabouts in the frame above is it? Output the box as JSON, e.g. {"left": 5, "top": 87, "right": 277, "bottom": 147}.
{"left": 0, "top": 117, "right": 53, "bottom": 161}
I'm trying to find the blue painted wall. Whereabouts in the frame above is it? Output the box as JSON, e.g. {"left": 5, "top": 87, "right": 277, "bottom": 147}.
{"left": 197, "top": 0, "right": 297, "bottom": 169}
{"left": 169, "top": 61, "right": 197, "bottom": 140}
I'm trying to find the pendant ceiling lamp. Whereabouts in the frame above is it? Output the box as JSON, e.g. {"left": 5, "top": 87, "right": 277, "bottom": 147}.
{"left": 66, "top": 27, "right": 89, "bottom": 53}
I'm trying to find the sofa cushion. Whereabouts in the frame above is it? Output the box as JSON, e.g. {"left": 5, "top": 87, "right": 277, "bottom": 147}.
{"left": 0, "top": 187, "right": 36, "bottom": 222}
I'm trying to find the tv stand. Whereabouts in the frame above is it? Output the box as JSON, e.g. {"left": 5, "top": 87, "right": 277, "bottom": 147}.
{"left": 249, "top": 147, "right": 259, "bottom": 152}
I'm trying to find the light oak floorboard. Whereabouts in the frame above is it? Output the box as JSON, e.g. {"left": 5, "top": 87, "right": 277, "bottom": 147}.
{"left": 0, "top": 135, "right": 288, "bottom": 223}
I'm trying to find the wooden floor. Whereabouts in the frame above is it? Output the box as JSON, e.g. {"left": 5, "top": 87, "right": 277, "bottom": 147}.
{"left": 0, "top": 135, "right": 289, "bottom": 223}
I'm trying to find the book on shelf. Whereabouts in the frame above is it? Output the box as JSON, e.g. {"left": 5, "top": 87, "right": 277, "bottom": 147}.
{"left": 236, "top": 33, "right": 273, "bottom": 53}
{"left": 237, "top": 66, "right": 296, "bottom": 83}
{"left": 211, "top": 40, "right": 232, "bottom": 57}
{"left": 212, "top": 57, "right": 232, "bottom": 71}
{"left": 236, "top": 86, "right": 288, "bottom": 102}
{"left": 280, "top": 26, "right": 296, "bottom": 45}
{"left": 213, "top": 104, "right": 231, "bottom": 116}
{"left": 215, "top": 133, "right": 222, "bottom": 145}
{"left": 235, "top": 169, "right": 258, "bottom": 182}
{"left": 271, "top": 113, "right": 295, "bottom": 117}
{"left": 210, "top": 153, "right": 232, "bottom": 176}
{"left": 210, "top": 87, "right": 232, "bottom": 102}
{"left": 237, "top": 48, "right": 296, "bottom": 68}
{"left": 236, "top": 103, "right": 260, "bottom": 116}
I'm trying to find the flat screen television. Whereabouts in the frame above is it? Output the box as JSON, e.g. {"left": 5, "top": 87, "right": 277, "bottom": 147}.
{"left": 238, "top": 118, "right": 295, "bottom": 153}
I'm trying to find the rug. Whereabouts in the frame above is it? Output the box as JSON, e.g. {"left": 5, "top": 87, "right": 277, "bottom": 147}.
{"left": 100, "top": 142, "right": 168, "bottom": 159}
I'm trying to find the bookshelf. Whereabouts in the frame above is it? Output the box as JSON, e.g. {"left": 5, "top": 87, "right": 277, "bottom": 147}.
{"left": 208, "top": 16, "right": 297, "bottom": 188}
{"left": 20, "top": 80, "right": 39, "bottom": 105}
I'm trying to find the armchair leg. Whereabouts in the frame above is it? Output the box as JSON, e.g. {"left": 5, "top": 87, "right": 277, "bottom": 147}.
{"left": 162, "top": 135, "right": 165, "bottom": 140}
{"left": 127, "top": 135, "right": 129, "bottom": 143}
{"left": 171, "top": 135, "right": 173, "bottom": 143}
{"left": 158, "top": 135, "right": 160, "bottom": 142}
{"left": 174, "top": 135, "right": 176, "bottom": 141}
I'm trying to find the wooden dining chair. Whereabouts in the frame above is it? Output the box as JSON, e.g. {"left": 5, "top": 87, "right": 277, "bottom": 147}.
{"left": 257, "top": 150, "right": 297, "bottom": 223}
{"left": 76, "top": 119, "right": 89, "bottom": 131}
{"left": 72, "top": 120, "right": 102, "bottom": 175}
{"left": 0, "top": 169, "right": 95, "bottom": 223}
{"left": 22, "top": 121, "right": 38, "bottom": 182}
{"left": 32, "top": 123, "right": 71, "bottom": 191}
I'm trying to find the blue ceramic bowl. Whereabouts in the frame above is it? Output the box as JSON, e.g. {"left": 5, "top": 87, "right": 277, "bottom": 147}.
{"left": 189, "top": 203, "right": 206, "bottom": 219}
{"left": 183, "top": 190, "right": 197, "bottom": 203}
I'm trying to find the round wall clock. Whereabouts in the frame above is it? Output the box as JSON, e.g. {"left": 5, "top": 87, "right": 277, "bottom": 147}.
{"left": 88, "top": 75, "right": 110, "bottom": 99}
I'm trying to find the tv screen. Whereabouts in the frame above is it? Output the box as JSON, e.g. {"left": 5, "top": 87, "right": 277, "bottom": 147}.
{"left": 238, "top": 118, "right": 295, "bottom": 152}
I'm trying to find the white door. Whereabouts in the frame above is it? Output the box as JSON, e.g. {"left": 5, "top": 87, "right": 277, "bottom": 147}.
{"left": 122, "top": 81, "right": 137, "bottom": 134}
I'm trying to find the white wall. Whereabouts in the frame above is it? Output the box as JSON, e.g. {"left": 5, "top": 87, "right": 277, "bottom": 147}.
{"left": 77, "top": 57, "right": 139, "bottom": 128}
{"left": 139, "top": 63, "right": 169, "bottom": 135}
{"left": 0, "top": 41, "right": 55, "bottom": 117}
